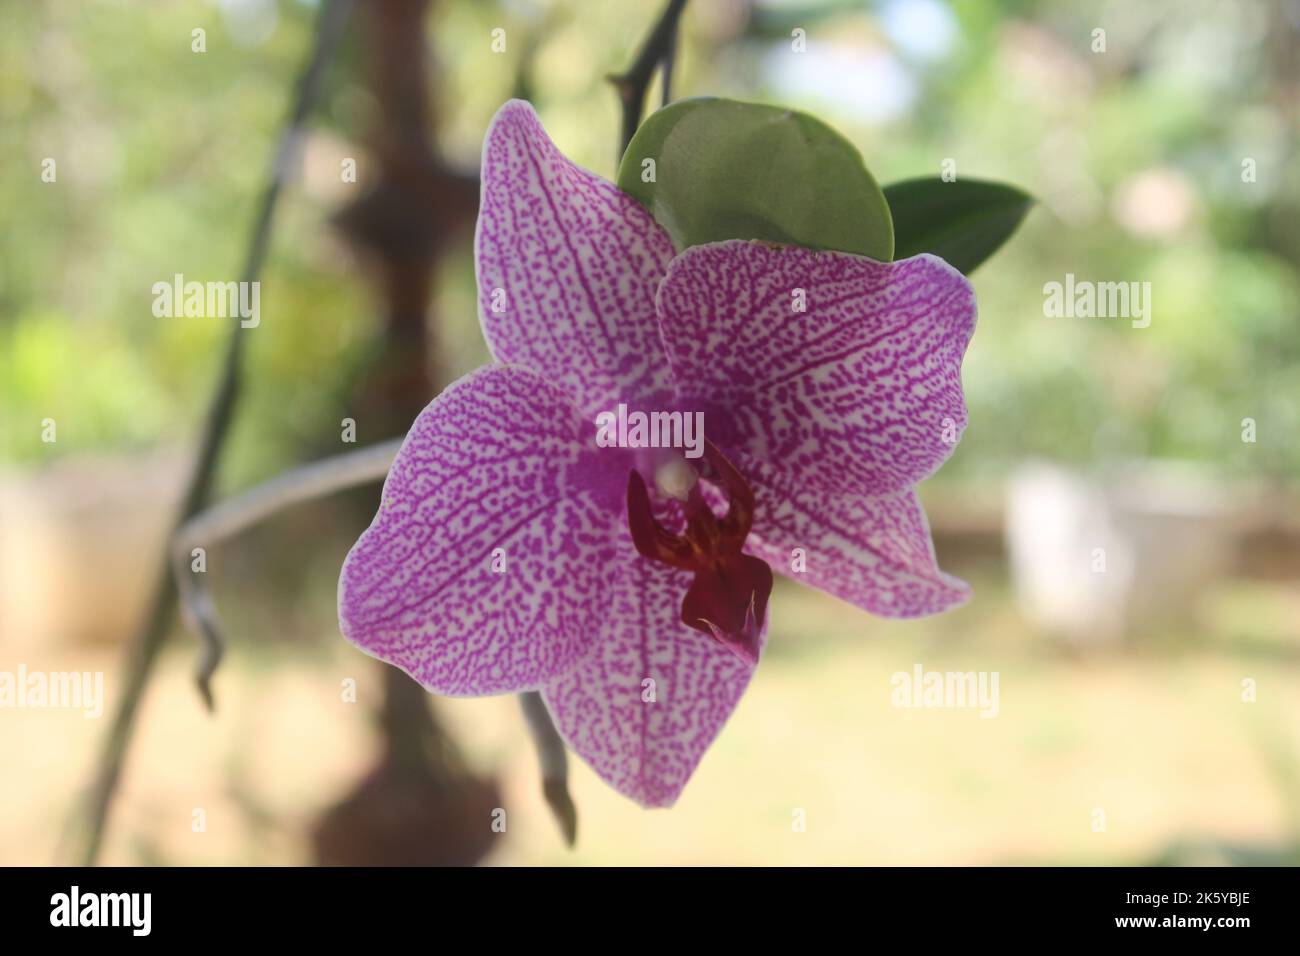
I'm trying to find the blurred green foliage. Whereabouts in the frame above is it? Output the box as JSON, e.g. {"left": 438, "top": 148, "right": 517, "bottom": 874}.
{"left": 2, "top": 0, "right": 1297, "bottom": 487}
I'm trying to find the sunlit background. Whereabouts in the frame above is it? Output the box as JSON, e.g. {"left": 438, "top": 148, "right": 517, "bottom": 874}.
{"left": 2, "top": 0, "right": 1298, "bottom": 865}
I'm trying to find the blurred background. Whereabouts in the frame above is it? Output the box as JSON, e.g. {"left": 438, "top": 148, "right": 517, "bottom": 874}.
{"left": 2, "top": 0, "right": 1298, "bottom": 865}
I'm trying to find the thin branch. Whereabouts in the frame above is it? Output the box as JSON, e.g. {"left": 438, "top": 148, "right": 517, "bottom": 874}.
{"left": 519, "top": 692, "right": 576, "bottom": 847}
{"left": 175, "top": 439, "right": 401, "bottom": 710}
{"left": 608, "top": 0, "right": 689, "bottom": 155}
{"left": 660, "top": 18, "right": 679, "bottom": 106}
{"left": 74, "top": 0, "right": 353, "bottom": 866}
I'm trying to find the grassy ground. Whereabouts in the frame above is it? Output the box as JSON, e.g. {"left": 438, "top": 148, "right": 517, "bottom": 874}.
{"left": 3, "top": 568, "right": 1298, "bottom": 866}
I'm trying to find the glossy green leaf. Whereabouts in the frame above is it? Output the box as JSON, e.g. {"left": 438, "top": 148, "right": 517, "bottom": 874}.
{"left": 617, "top": 97, "right": 893, "bottom": 261}
{"left": 883, "top": 177, "right": 1033, "bottom": 274}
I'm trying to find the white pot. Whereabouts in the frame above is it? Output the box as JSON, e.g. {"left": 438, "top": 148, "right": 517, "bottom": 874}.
{"left": 1005, "top": 460, "right": 1238, "bottom": 643}
{"left": 0, "top": 451, "right": 188, "bottom": 650}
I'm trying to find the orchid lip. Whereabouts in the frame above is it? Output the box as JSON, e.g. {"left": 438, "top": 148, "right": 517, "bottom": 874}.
{"left": 696, "top": 587, "right": 765, "bottom": 666}
{"left": 626, "top": 440, "right": 774, "bottom": 666}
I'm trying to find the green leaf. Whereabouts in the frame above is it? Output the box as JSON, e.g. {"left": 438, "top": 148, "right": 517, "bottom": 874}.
{"left": 882, "top": 177, "right": 1033, "bottom": 274}
{"left": 617, "top": 97, "right": 893, "bottom": 261}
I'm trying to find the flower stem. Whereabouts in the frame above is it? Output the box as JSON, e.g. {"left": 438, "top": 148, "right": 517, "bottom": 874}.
{"left": 609, "top": 0, "right": 690, "bottom": 155}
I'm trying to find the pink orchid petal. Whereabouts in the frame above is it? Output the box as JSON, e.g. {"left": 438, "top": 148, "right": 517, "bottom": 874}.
{"left": 541, "top": 535, "right": 762, "bottom": 807}
{"left": 338, "top": 364, "right": 632, "bottom": 697}
{"left": 734, "top": 458, "right": 970, "bottom": 618}
{"left": 475, "top": 100, "right": 678, "bottom": 415}
{"left": 657, "top": 242, "right": 977, "bottom": 496}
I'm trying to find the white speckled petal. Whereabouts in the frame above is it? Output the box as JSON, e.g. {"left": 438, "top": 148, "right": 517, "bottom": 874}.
{"left": 541, "top": 532, "right": 762, "bottom": 807}
{"left": 738, "top": 459, "right": 970, "bottom": 618}
{"left": 338, "top": 364, "right": 632, "bottom": 696}
{"left": 657, "top": 242, "right": 977, "bottom": 495}
{"left": 476, "top": 99, "right": 678, "bottom": 415}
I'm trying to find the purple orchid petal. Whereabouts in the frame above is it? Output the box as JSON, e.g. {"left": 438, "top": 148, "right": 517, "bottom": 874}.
{"left": 736, "top": 458, "right": 970, "bottom": 617}
{"left": 338, "top": 364, "right": 632, "bottom": 696}
{"left": 540, "top": 534, "right": 762, "bottom": 807}
{"left": 656, "top": 242, "right": 977, "bottom": 496}
{"left": 475, "top": 100, "right": 678, "bottom": 415}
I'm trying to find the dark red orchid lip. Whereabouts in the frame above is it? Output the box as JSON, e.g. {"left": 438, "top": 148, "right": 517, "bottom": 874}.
{"left": 625, "top": 439, "right": 773, "bottom": 666}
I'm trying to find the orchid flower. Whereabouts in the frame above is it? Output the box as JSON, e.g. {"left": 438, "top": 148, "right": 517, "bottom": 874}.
{"left": 338, "top": 100, "right": 977, "bottom": 807}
